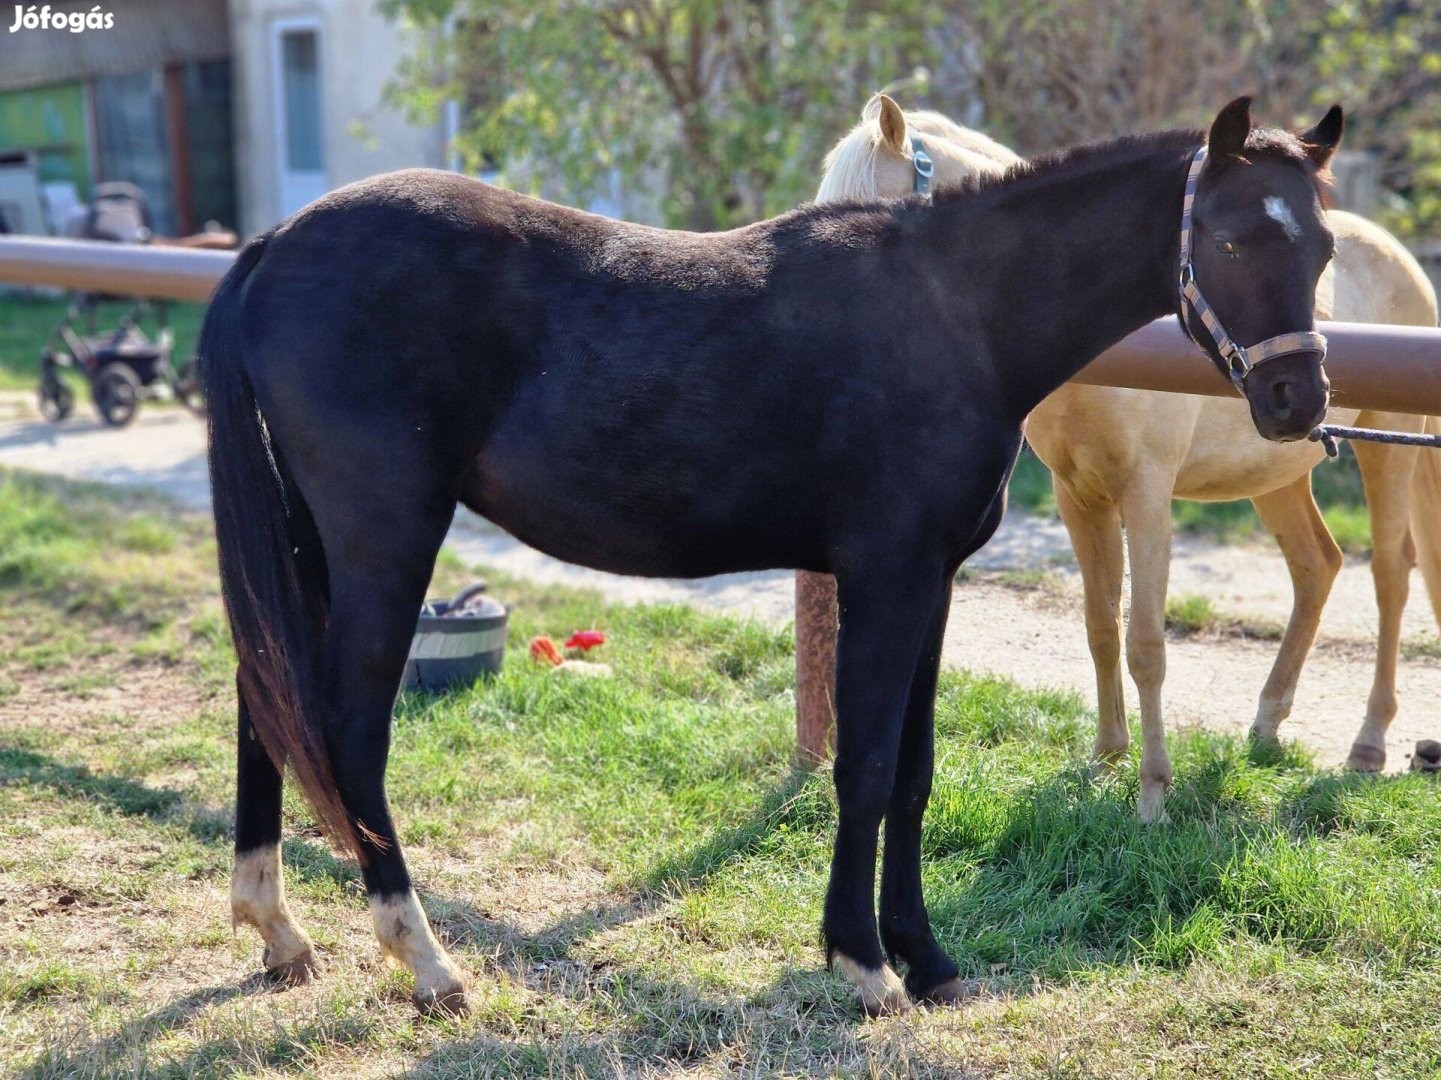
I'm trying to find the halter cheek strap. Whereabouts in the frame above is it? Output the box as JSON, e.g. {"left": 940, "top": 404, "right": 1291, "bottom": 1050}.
{"left": 1179, "top": 145, "right": 1327, "bottom": 392}
{"left": 911, "top": 137, "right": 933, "bottom": 196}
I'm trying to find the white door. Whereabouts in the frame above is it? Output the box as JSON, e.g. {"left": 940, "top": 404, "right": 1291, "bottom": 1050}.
{"left": 272, "top": 18, "right": 327, "bottom": 216}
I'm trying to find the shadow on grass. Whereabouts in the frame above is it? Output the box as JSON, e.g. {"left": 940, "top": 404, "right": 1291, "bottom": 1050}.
{"left": 11, "top": 732, "right": 1435, "bottom": 1076}
{"left": 14, "top": 979, "right": 278, "bottom": 1080}
{"left": 0, "top": 744, "right": 356, "bottom": 889}
{"left": 426, "top": 766, "right": 825, "bottom": 966}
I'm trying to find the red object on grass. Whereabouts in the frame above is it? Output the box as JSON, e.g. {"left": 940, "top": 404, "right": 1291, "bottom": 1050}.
{"left": 529, "top": 636, "right": 564, "bottom": 667}
{"left": 564, "top": 630, "right": 606, "bottom": 652}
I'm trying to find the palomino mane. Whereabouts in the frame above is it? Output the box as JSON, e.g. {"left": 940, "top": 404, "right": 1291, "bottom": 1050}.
{"left": 816, "top": 97, "right": 899, "bottom": 203}
{"left": 815, "top": 106, "right": 1323, "bottom": 221}
{"left": 816, "top": 97, "right": 1015, "bottom": 203}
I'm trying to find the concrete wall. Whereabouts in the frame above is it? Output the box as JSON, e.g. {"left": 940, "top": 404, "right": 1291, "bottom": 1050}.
{"left": 228, "top": 0, "right": 445, "bottom": 234}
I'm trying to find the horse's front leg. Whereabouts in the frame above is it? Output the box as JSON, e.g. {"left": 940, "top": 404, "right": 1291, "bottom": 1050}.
{"left": 1119, "top": 477, "right": 1175, "bottom": 823}
{"left": 878, "top": 572, "right": 967, "bottom": 1003}
{"left": 825, "top": 559, "right": 950, "bottom": 1017}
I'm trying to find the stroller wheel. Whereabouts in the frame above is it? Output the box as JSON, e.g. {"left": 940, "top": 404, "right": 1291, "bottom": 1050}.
{"left": 175, "top": 358, "right": 206, "bottom": 417}
{"left": 94, "top": 364, "right": 142, "bottom": 427}
{"left": 39, "top": 374, "right": 75, "bottom": 423}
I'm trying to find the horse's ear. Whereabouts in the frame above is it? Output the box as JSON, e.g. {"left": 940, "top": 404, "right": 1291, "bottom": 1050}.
{"left": 1299, "top": 105, "right": 1344, "bottom": 169}
{"left": 877, "top": 94, "right": 907, "bottom": 153}
{"left": 1207, "top": 96, "right": 1252, "bottom": 161}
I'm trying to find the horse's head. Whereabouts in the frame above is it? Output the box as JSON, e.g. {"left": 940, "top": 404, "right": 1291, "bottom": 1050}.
{"left": 816, "top": 94, "right": 1021, "bottom": 204}
{"left": 1182, "top": 97, "right": 1342, "bottom": 442}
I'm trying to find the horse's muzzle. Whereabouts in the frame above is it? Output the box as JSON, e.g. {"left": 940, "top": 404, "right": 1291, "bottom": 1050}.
{"left": 1245, "top": 350, "right": 1330, "bottom": 443}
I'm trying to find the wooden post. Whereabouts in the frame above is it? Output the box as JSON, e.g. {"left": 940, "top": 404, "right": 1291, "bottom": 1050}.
{"left": 795, "top": 569, "right": 838, "bottom": 766}
{"left": 163, "top": 64, "right": 196, "bottom": 236}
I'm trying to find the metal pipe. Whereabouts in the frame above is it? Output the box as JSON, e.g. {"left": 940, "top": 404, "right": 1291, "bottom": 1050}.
{"left": 1075, "top": 317, "right": 1441, "bottom": 415}
{"left": 2, "top": 237, "right": 1440, "bottom": 413}
{"left": 0, "top": 235, "right": 233, "bottom": 302}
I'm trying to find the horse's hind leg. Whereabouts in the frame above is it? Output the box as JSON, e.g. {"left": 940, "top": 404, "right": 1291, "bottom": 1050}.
{"left": 232, "top": 671, "right": 317, "bottom": 983}
{"left": 825, "top": 558, "right": 950, "bottom": 1016}
{"left": 1247, "top": 476, "right": 1341, "bottom": 744}
{"left": 315, "top": 501, "right": 470, "bottom": 1015}
{"left": 1348, "top": 428, "right": 1423, "bottom": 770}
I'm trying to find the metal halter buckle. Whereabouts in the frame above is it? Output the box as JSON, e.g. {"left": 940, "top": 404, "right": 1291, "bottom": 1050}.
{"left": 911, "top": 137, "right": 933, "bottom": 196}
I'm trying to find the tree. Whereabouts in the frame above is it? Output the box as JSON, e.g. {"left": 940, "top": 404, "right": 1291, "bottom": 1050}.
{"left": 931, "top": 0, "right": 1441, "bottom": 235}
{"left": 385, "top": 0, "right": 1441, "bottom": 237}
{"left": 382, "top": 0, "right": 939, "bottom": 229}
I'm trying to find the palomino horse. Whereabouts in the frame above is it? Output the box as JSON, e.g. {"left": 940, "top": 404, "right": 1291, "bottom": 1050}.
{"left": 204, "top": 99, "right": 1338, "bottom": 1017}
{"left": 804, "top": 95, "right": 1438, "bottom": 823}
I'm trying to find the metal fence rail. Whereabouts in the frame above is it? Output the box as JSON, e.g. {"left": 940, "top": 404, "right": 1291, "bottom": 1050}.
{"left": 4, "top": 235, "right": 1440, "bottom": 411}
{"left": 0, "top": 235, "right": 233, "bottom": 302}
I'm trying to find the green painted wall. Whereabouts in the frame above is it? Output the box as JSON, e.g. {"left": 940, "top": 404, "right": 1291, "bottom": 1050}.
{"left": 0, "top": 83, "right": 91, "bottom": 198}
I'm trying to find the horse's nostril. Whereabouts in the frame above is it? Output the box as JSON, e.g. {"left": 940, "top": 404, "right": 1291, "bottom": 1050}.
{"left": 1272, "top": 379, "right": 1294, "bottom": 420}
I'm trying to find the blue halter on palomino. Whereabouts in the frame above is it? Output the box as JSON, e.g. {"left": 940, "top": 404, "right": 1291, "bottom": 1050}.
{"left": 910, "top": 136, "right": 933, "bottom": 195}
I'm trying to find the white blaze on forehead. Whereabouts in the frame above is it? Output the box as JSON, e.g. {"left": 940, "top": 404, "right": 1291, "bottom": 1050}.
{"left": 1264, "top": 196, "right": 1302, "bottom": 241}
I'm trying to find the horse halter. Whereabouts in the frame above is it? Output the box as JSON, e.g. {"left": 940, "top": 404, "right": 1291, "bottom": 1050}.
{"left": 911, "top": 137, "right": 934, "bottom": 195}
{"left": 1178, "top": 145, "right": 1327, "bottom": 393}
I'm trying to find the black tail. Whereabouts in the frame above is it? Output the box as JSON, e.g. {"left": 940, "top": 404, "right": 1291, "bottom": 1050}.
{"left": 201, "top": 236, "right": 360, "bottom": 857}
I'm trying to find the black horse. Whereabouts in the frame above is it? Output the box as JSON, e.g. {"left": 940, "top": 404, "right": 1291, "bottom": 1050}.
{"left": 205, "top": 98, "right": 1340, "bottom": 1017}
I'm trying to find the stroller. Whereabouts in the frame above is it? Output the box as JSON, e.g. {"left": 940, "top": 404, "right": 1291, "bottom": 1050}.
{"left": 38, "top": 183, "right": 204, "bottom": 427}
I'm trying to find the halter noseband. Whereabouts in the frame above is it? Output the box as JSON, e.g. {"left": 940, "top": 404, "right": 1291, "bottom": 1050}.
{"left": 911, "top": 137, "right": 933, "bottom": 195}
{"left": 1178, "top": 144, "right": 1327, "bottom": 393}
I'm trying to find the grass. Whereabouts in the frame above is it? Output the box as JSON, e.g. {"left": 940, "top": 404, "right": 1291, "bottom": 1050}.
{"left": 0, "top": 293, "right": 207, "bottom": 391}
{"left": 1164, "top": 593, "right": 1284, "bottom": 641}
{"left": 4, "top": 469, "right": 1441, "bottom": 1077}
{"left": 1011, "top": 443, "right": 1375, "bottom": 554}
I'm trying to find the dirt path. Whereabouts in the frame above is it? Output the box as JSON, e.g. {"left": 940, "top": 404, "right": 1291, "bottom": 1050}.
{"left": 4, "top": 402, "right": 1439, "bottom": 770}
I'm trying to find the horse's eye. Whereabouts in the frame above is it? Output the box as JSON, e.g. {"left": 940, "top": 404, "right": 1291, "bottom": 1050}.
{"left": 1216, "top": 239, "right": 1237, "bottom": 256}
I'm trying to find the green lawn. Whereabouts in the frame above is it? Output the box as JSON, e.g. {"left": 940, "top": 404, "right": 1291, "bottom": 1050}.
{"left": 1011, "top": 443, "right": 1375, "bottom": 554}
{"left": 0, "top": 294, "right": 208, "bottom": 391}
{"left": 2, "top": 470, "right": 1440, "bottom": 1078}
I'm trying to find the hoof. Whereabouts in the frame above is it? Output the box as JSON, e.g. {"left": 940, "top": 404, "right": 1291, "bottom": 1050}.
{"left": 1347, "top": 741, "right": 1387, "bottom": 773}
{"left": 915, "top": 976, "right": 978, "bottom": 1008}
{"left": 263, "top": 946, "right": 318, "bottom": 986}
{"left": 412, "top": 982, "right": 470, "bottom": 1018}
{"left": 831, "top": 952, "right": 911, "bottom": 1018}
{"left": 1089, "top": 754, "right": 1125, "bottom": 777}
{"left": 1136, "top": 789, "right": 1169, "bottom": 825}
{"left": 1410, "top": 740, "right": 1441, "bottom": 774}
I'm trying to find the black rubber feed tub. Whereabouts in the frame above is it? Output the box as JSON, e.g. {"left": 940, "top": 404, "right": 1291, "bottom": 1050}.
{"left": 403, "top": 584, "right": 508, "bottom": 692}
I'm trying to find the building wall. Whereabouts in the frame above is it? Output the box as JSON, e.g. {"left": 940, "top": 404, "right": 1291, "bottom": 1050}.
{"left": 0, "top": 83, "right": 92, "bottom": 199}
{"left": 229, "top": 0, "right": 446, "bottom": 233}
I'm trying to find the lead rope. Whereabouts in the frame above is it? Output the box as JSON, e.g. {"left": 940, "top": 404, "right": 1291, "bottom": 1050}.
{"left": 1309, "top": 424, "right": 1441, "bottom": 458}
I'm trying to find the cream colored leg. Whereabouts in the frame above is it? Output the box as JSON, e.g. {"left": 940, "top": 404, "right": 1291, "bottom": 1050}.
{"left": 231, "top": 845, "right": 317, "bottom": 982}
{"left": 1121, "top": 480, "right": 1174, "bottom": 823}
{"left": 371, "top": 891, "right": 469, "bottom": 1015}
{"left": 1248, "top": 476, "right": 1342, "bottom": 743}
{"left": 1055, "top": 480, "right": 1128, "bottom": 762}
{"left": 1349, "top": 429, "right": 1422, "bottom": 770}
